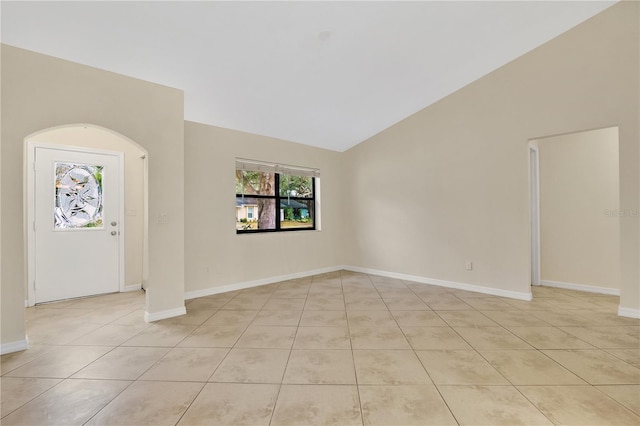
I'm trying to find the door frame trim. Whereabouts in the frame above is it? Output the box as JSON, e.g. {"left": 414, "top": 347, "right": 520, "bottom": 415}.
{"left": 26, "top": 141, "right": 125, "bottom": 306}
{"left": 529, "top": 141, "right": 541, "bottom": 287}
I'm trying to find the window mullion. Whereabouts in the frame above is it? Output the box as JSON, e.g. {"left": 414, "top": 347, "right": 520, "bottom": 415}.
{"left": 275, "top": 173, "right": 281, "bottom": 231}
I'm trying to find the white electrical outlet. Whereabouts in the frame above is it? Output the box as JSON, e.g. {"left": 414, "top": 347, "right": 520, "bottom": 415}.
{"left": 465, "top": 260, "right": 473, "bottom": 270}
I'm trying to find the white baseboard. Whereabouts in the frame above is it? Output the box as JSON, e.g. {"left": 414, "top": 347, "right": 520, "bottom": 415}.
{"left": 184, "top": 266, "right": 343, "bottom": 300}
{"left": 144, "top": 306, "right": 187, "bottom": 322}
{"left": 123, "top": 283, "right": 142, "bottom": 292}
{"left": 618, "top": 306, "right": 640, "bottom": 319}
{"left": 1, "top": 337, "right": 29, "bottom": 355}
{"left": 184, "top": 265, "right": 534, "bottom": 302}
{"left": 343, "top": 265, "right": 532, "bottom": 301}
{"left": 541, "top": 280, "right": 620, "bottom": 296}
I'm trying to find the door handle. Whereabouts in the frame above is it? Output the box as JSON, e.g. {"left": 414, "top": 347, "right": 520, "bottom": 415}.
{"left": 111, "top": 231, "right": 117, "bottom": 236}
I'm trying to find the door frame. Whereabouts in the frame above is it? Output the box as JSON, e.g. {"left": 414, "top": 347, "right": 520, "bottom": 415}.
{"left": 26, "top": 141, "right": 125, "bottom": 306}
{"left": 529, "top": 142, "right": 541, "bottom": 287}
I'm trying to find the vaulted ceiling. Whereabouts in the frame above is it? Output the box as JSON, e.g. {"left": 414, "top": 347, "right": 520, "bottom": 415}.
{"left": 1, "top": 1, "right": 616, "bottom": 151}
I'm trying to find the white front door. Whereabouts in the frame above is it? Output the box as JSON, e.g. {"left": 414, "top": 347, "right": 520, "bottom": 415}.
{"left": 34, "top": 147, "right": 121, "bottom": 303}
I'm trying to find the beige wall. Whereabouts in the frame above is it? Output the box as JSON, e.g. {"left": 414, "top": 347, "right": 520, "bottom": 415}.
{"left": 1, "top": 45, "right": 185, "bottom": 350}
{"left": 343, "top": 2, "right": 638, "bottom": 309}
{"left": 537, "top": 127, "right": 620, "bottom": 290}
{"left": 184, "top": 121, "right": 344, "bottom": 292}
{"left": 2, "top": 2, "right": 639, "bottom": 354}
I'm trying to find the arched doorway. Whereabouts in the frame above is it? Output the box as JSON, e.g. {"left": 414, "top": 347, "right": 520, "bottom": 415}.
{"left": 25, "top": 124, "right": 148, "bottom": 305}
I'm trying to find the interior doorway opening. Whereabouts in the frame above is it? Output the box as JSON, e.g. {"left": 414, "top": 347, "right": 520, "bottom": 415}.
{"left": 25, "top": 124, "right": 149, "bottom": 306}
{"left": 529, "top": 127, "right": 620, "bottom": 296}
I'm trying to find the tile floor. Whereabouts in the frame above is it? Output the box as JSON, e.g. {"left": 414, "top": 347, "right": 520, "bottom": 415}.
{"left": 1, "top": 270, "right": 639, "bottom": 425}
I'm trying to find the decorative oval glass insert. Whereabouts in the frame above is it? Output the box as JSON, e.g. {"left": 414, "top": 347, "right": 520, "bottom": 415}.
{"left": 54, "top": 162, "right": 103, "bottom": 229}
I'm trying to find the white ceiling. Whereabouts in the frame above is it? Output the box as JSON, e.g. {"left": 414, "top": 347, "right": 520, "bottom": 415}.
{"left": 1, "top": 1, "right": 615, "bottom": 151}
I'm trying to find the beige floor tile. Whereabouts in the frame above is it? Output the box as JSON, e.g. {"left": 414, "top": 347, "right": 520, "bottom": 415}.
{"left": 350, "top": 326, "right": 411, "bottom": 349}
{"left": 85, "top": 381, "right": 203, "bottom": 426}
{"left": 69, "top": 323, "right": 150, "bottom": 346}
{"left": 4, "top": 346, "right": 112, "bottom": 379}
{"left": 294, "top": 326, "right": 350, "bottom": 349}
{"left": 346, "top": 298, "right": 388, "bottom": 311}
{"left": 529, "top": 310, "right": 592, "bottom": 326}
{"left": 9, "top": 276, "right": 639, "bottom": 426}
{"left": 210, "top": 348, "right": 289, "bottom": 383}
{"left": 178, "top": 383, "right": 279, "bottom": 426}
{"left": 156, "top": 309, "right": 216, "bottom": 326}
{"left": 480, "top": 349, "right": 586, "bottom": 385}
{"left": 26, "top": 319, "right": 104, "bottom": 345}
{"left": 460, "top": 297, "right": 515, "bottom": 311}
{"left": 346, "top": 311, "right": 397, "bottom": 329}
{"left": 437, "top": 311, "right": 498, "bottom": 327}
{"left": 438, "top": 385, "right": 553, "bottom": 425}
{"left": 421, "top": 295, "right": 473, "bottom": 310}
{"left": 72, "top": 347, "right": 169, "bottom": 380}
{"left": 416, "top": 350, "right": 509, "bottom": 385}
{"left": 271, "top": 384, "right": 362, "bottom": 426}
{"left": 139, "top": 347, "right": 228, "bottom": 381}
{"left": 402, "top": 326, "right": 471, "bottom": 350}
{"left": 185, "top": 297, "right": 227, "bottom": 311}
{"left": 111, "top": 309, "right": 147, "bottom": 326}
{"left": 541, "top": 297, "right": 601, "bottom": 311}
{"left": 407, "top": 284, "right": 451, "bottom": 298}
{"left": 507, "top": 326, "right": 594, "bottom": 349}
{"left": 542, "top": 349, "right": 640, "bottom": 384}
{"left": 392, "top": 310, "right": 448, "bottom": 327}
{"left": 300, "top": 310, "right": 348, "bottom": 327}
{"left": 341, "top": 279, "right": 374, "bottom": 289}
{"left": 377, "top": 288, "right": 417, "bottom": 299}
{"left": 353, "top": 350, "right": 431, "bottom": 384}
{"left": 449, "top": 289, "right": 490, "bottom": 299}
{"left": 262, "top": 298, "right": 306, "bottom": 311}
{"left": 382, "top": 297, "right": 430, "bottom": 311}
{"left": 77, "top": 308, "right": 140, "bottom": 325}
{"left": 177, "top": 325, "right": 246, "bottom": 347}
{"left": 343, "top": 290, "right": 380, "bottom": 301}
{"left": 201, "top": 309, "right": 258, "bottom": 326}
{"left": 222, "top": 296, "right": 269, "bottom": 310}
{"left": 560, "top": 326, "right": 640, "bottom": 349}
{"left": 1, "top": 379, "right": 130, "bottom": 426}
{"left": 596, "top": 385, "right": 640, "bottom": 415}
{"left": 235, "top": 325, "right": 297, "bottom": 349}
{"left": 1, "top": 345, "right": 55, "bottom": 375}
{"left": 606, "top": 348, "right": 640, "bottom": 368}
{"left": 225, "top": 293, "right": 271, "bottom": 311}
{"left": 454, "top": 327, "right": 532, "bottom": 350}
{"left": 25, "top": 306, "right": 92, "bottom": 322}
{"left": 480, "top": 310, "right": 550, "bottom": 327}
{"left": 504, "top": 298, "right": 555, "bottom": 311}
{"left": 283, "top": 350, "right": 356, "bottom": 384}
{"left": 581, "top": 312, "right": 640, "bottom": 326}
{"left": 519, "top": 385, "right": 640, "bottom": 425}
{"left": 307, "top": 288, "right": 344, "bottom": 299}
{"left": 0, "top": 377, "right": 61, "bottom": 417}
{"left": 304, "top": 298, "right": 346, "bottom": 311}
{"left": 370, "top": 276, "right": 405, "bottom": 286}
{"left": 359, "top": 385, "right": 457, "bottom": 425}
{"left": 271, "top": 288, "right": 310, "bottom": 298}
{"left": 252, "top": 309, "right": 302, "bottom": 326}
{"left": 122, "top": 323, "right": 198, "bottom": 347}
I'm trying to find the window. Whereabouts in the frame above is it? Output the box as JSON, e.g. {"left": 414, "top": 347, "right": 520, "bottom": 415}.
{"left": 236, "top": 159, "right": 318, "bottom": 233}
